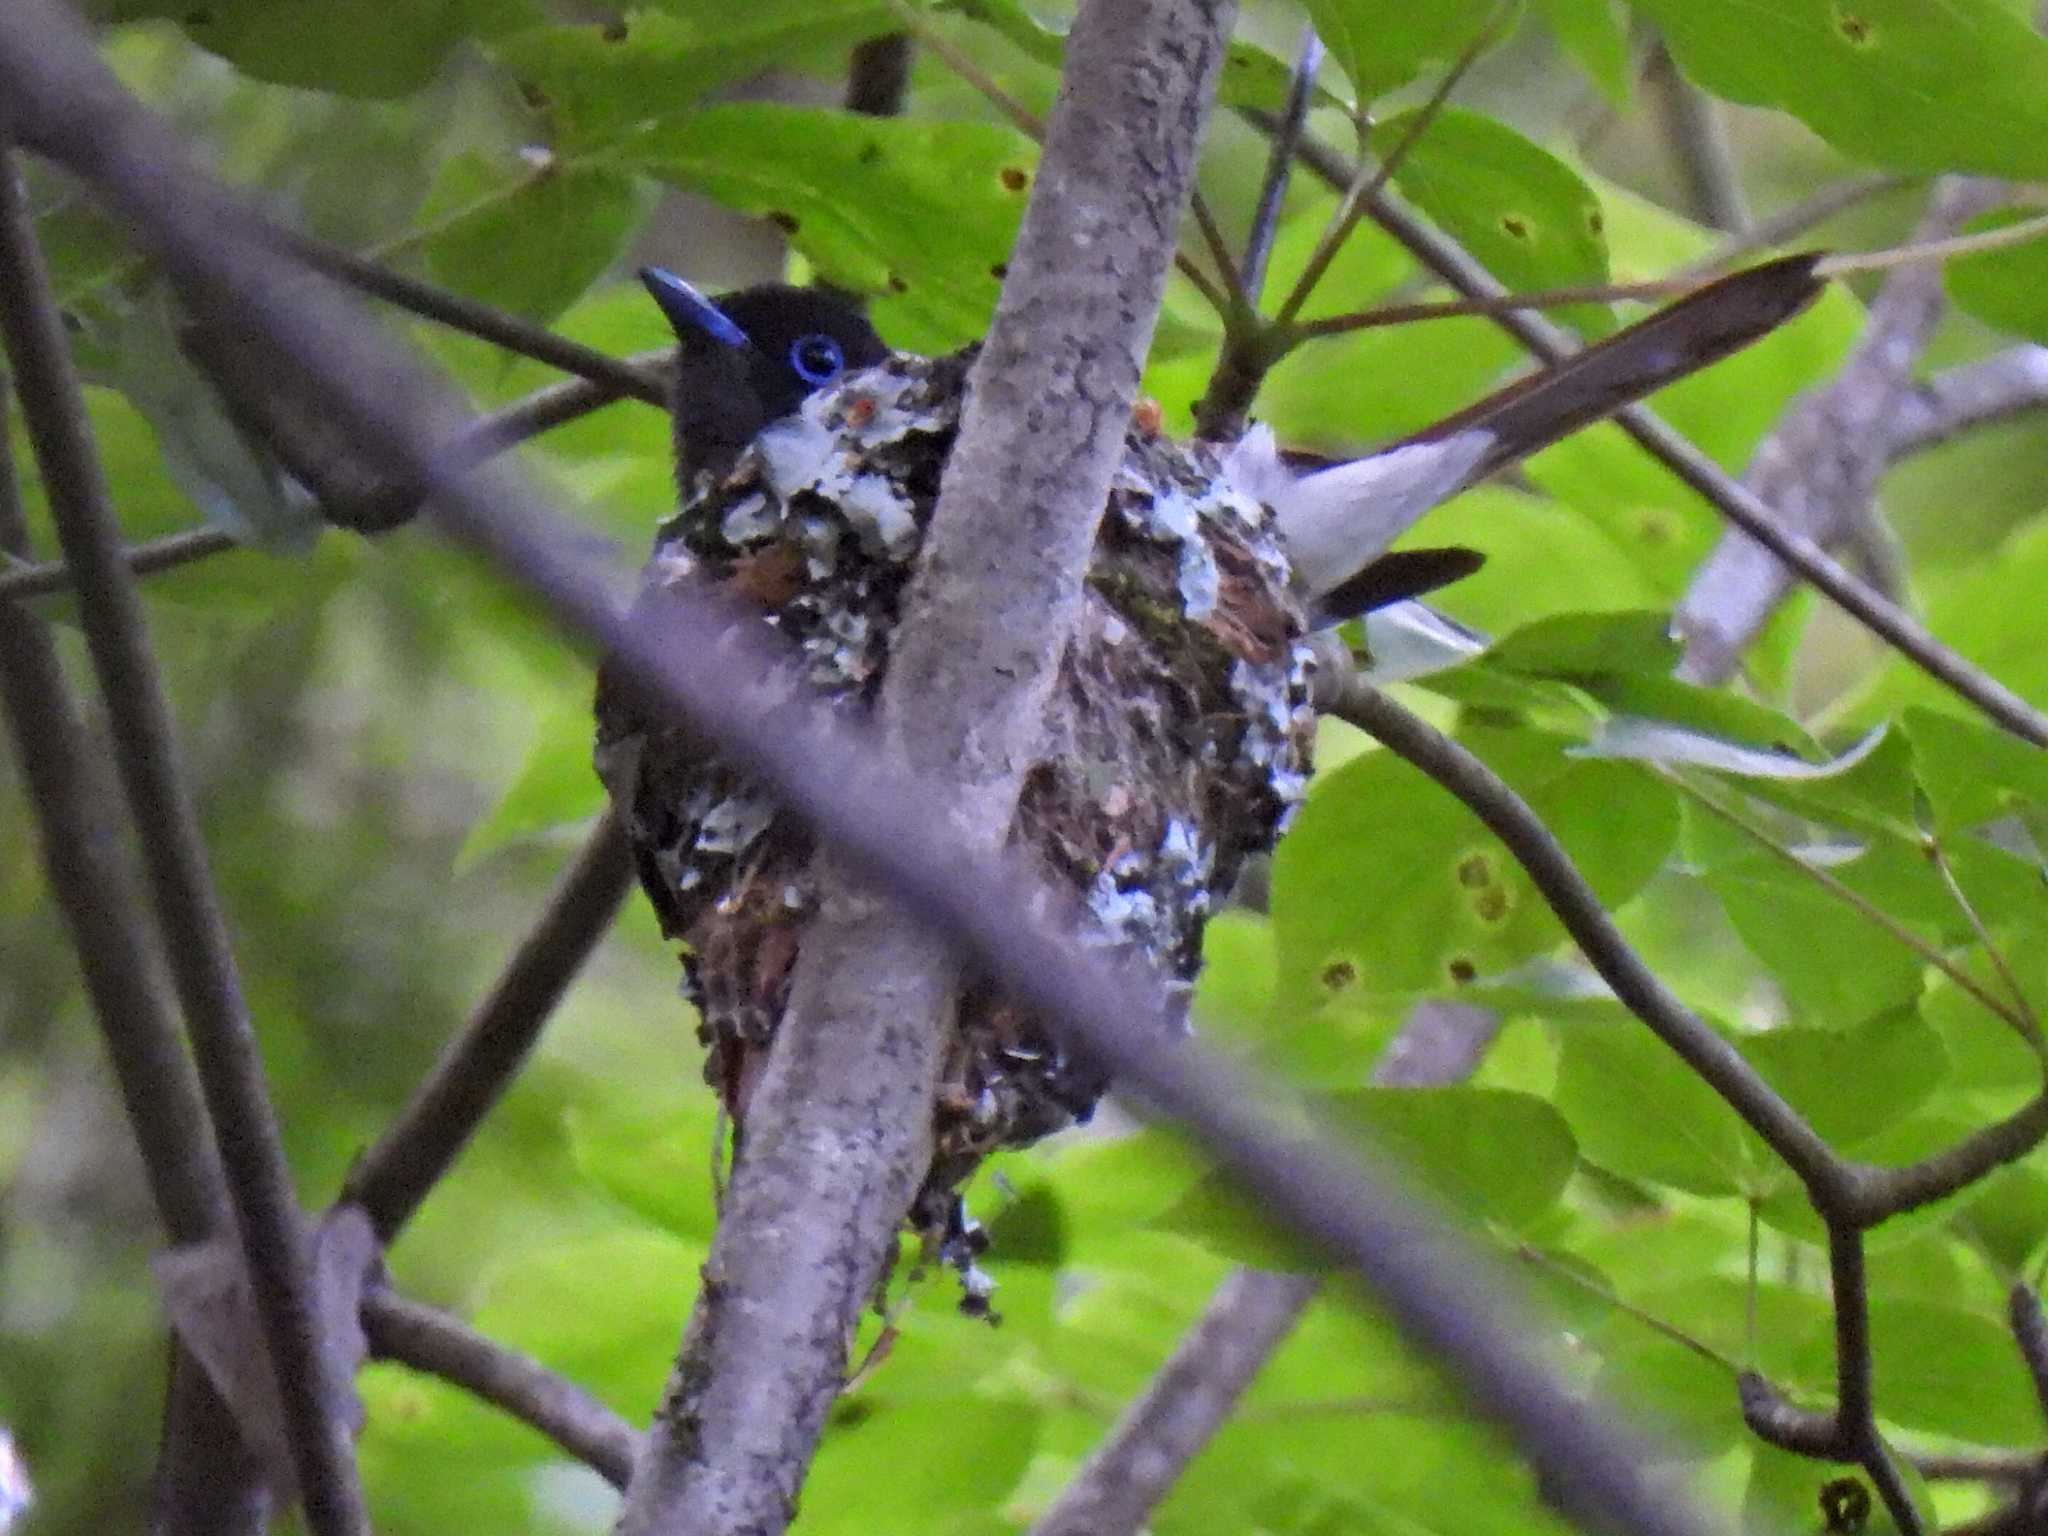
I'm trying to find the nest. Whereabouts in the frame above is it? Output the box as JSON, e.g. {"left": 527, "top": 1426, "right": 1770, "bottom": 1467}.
{"left": 595, "top": 350, "right": 1316, "bottom": 1306}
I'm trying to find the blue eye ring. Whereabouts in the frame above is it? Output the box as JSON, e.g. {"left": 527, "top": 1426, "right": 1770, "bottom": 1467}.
{"left": 789, "top": 333, "right": 845, "bottom": 385}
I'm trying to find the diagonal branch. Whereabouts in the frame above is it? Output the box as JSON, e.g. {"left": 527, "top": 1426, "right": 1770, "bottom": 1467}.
{"left": 0, "top": 374, "right": 265, "bottom": 1536}
{"left": 1676, "top": 177, "right": 2004, "bottom": 685}
{"left": 345, "top": 811, "right": 635, "bottom": 1243}
{"left": 362, "top": 1289, "right": 639, "bottom": 1489}
{"left": 0, "top": 141, "right": 368, "bottom": 1536}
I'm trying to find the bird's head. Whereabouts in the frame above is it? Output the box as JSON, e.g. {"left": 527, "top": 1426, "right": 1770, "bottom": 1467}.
{"left": 640, "top": 268, "right": 890, "bottom": 483}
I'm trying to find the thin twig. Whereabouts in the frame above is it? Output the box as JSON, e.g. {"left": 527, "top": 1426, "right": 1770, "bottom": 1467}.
{"left": 274, "top": 229, "right": 663, "bottom": 404}
{"left": 1665, "top": 768, "right": 2038, "bottom": 1046}
{"left": 0, "top": 524, "right": 234, "bottom": 601}
{"left": 1188, "top": 191, "right": 1248, "bottom": 310}
{"left": 1292, "top": 276, "right": 1691, "bottom": 339}
{"left": 1829, "top": 1225, "right": 1923, "bottom": 1536}
{"left": 0, "top": 139, "right": 369, "bottom": 1536}
{"left": 1272, "top": 8, "right": 1507, "bottom": 332}
{"left": 1679, "top": 174, "right": 1912, "bottom": 282}
{"left": 1516, "top": 1244, "right": 1743, "bottom": 1373}
{"left": 1927, "top": 833, "right": 2042, "bottom": 1041}
{"left": 362, "top": 1289, "right": 639, "bottom": 1489}
{"left": 345, "top": 811, "right": 636, "bottom": 1242}
{"left": 1238, "top": 23, "right": 1321, "bottom": 305}
{"left": 0, "top": 19, "right": 1768, "bottom": 1536}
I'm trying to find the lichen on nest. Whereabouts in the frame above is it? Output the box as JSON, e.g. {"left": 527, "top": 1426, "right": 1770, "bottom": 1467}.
{"left": 595, "top": 349, "right": 1316, "bottom": 1310}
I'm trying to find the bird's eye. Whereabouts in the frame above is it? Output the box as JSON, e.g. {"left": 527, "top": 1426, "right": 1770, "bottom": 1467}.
{"left": 788, "top": 333, "right": 845, "bottom": 385}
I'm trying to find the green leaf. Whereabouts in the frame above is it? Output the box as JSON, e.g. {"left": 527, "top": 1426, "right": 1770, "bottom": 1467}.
{"left": 1636, "top": 0, "right": 2048, "bottom": 179}
{"left": 1796, "top": 1297, "right": 2043, "bottom": 1444}
{"left": 1945, "top": 206, "right": 2048, "bottom": 346}
{"left": 564, "top": 1103, "right": 720, "bottom": 1243}
{"left": 424, "top": 165, "right": 643, "bottom": 324}
{"left": 626, "top": 105, "right": 1035, "bottom": 352}
{"left": 1537, "top": 0, "right": 1632, "bottom": 105}
{"left": 489, "top": 6, "right": 896, "bottom": 149}
{"left": 456, "top": 692, "right": 609, "bottom": 868}
{"left": 472, "top": 1229, "right": 706, "bottom": 1416}
{"left": 803, "top": 1399, "right": 1040, "bottom": 1532}
{"left": 1301, "top": 0, "right": 1508, "bottom": 100}
{"left": 1373, "top": 107, "right": 1614, "bottom": 339}
{"left": 1152, "top": 1172, "right": 1323, "bottom": 1271}
{"left": 1324, "top": 1087, "right": 1579, "bottom": 1230}
{"left": 1272, "top": 724, "right": 1677, "bottom": 1004}
{"left": 1685, "top": 810, "right": 1929, "bottom": 1028}
{"left": 1553, "top": 1016, "right": 1764, "bottom": 1197}
{"left": 1486, "top": 609, "right": 1681, "bottom": 679}
{"left": 1903, "top": 706, "right": 2048, "bottom": 838}
{"left": 94, "top": 0, "right": 538, "bottom": 98}
{"left": 1739, "top": 1008, "right": 1945, "bottom": 1146}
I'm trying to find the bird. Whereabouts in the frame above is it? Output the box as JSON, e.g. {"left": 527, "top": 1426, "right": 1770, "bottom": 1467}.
{"left": 599, "top": 255, "right": 1825, "bottom": 1302}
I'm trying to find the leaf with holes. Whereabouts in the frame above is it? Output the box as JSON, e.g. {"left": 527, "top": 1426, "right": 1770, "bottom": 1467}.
{"left": 626, "top": 105, "right": 1034, "bottom": 353}
{"left": 1301, "top": 0, "right": 1508, "bottom": 101}
{"left": 1637, "top": 0, "right": 2048, "bottom": 179}
{"left": 1271, "top": 721, "right": 1677, "bottom": 1008}
{"left": 488, "top": 6, "right": 896, "bottom": 150}
{"left": 1373, "top": 107, "right": 1614, "bottom": 339}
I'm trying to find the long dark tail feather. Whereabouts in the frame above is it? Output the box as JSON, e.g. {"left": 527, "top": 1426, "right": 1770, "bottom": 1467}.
{"left": 1398, "top": 252, "right": 1828, "bottom": 481}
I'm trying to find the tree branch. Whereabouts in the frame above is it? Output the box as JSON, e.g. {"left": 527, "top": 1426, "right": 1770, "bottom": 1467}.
{"left": 273, "top": 229, "right": 663, "bottom": 404}
{"left": 361, "top": 1289, "right": 639, "bottom": 1490}
{"left": 344, "top": 811, "right": 635, "bottom": 1242}
{"left": 0, "top": 371, "right": 265, "bottom": 1536}
{"left": 0, "top": 139, "right": 367, "bottom": 1535}
{"left": 621, "top": 5, "right": 1241, "bottom": 1531}
{"left": 1675, "top": 177, "right": 2003, "bottom": 685}
{"left": 0, "top": 21, "right": 1761, "bottom": 1536}
{"left": 1886, "top": 344, "right": 2048, "bottom": 460}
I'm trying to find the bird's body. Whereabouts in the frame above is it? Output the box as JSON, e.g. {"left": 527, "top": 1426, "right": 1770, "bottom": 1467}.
{"left": 595, "top": 257, "right": 1826, "bottom": 1285}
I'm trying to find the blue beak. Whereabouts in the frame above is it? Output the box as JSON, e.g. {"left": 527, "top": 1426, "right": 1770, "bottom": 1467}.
{"left": 639, "top": 267, "right": 751, "bottom": 350}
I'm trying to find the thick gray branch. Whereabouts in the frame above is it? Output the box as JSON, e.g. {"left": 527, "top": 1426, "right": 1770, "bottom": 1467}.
{"left": 1676, "top": 178, "right": 2003, "bottom": 684}
{"left": 1887, "top": 344, "right": 2048, "bottom": 459}
{"left": 615, "top": 5, "right": 1238, "bottom": 1534}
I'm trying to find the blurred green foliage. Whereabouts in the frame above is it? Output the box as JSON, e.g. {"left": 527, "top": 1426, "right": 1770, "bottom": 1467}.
{"left": 5, "top": 3, "right": 2048, "bottom": 1534}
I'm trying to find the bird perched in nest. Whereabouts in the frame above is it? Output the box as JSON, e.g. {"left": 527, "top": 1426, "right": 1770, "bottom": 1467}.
{"left": 594, "top": 256, "right": 1822, "bottom": 1299}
